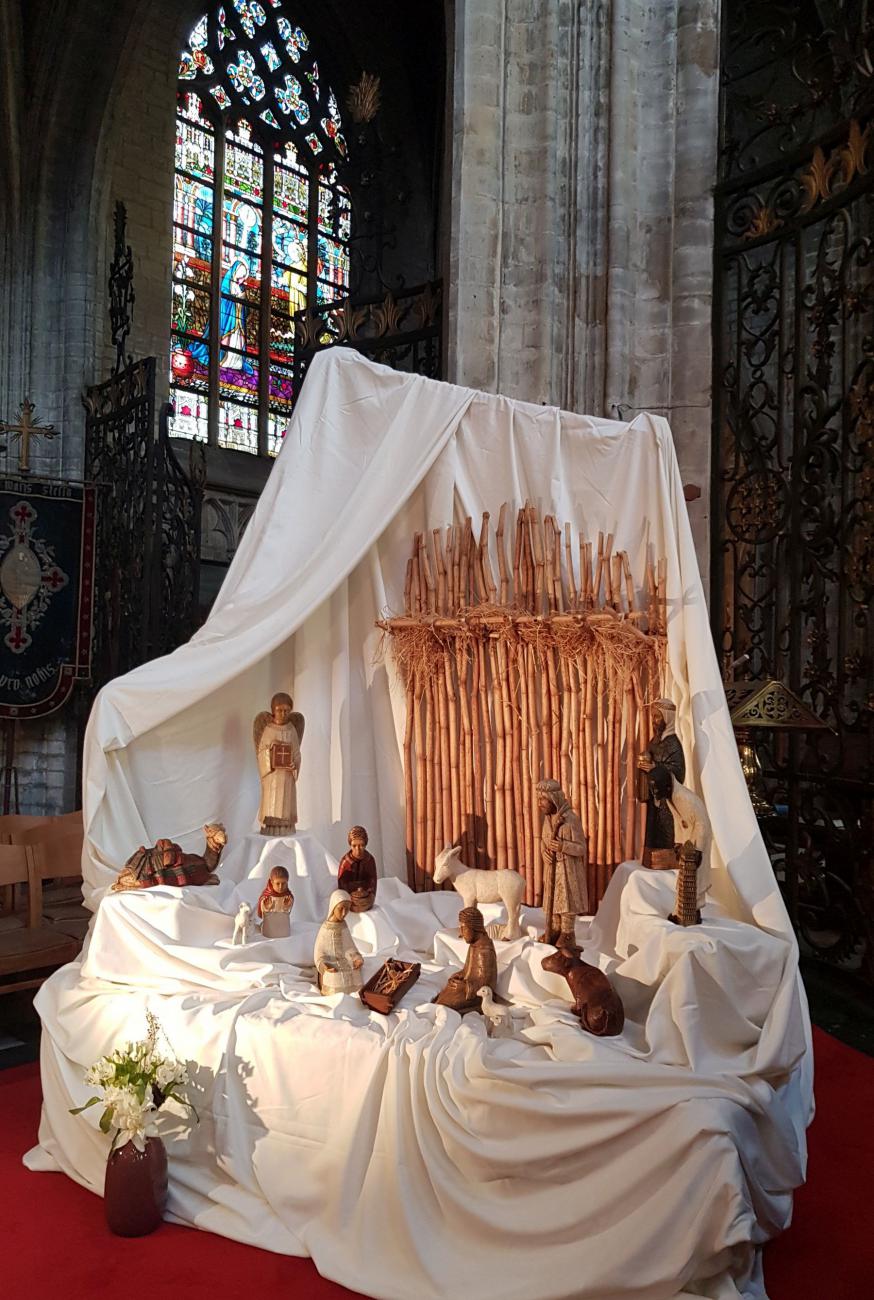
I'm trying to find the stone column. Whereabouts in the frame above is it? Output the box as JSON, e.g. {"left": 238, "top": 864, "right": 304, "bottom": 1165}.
{"left": 448, "top": 0, "right": 720, "bottom": 585}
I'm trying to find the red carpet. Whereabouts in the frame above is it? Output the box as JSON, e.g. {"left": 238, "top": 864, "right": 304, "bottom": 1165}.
{"left": 0, "top": 1026, "right": 869, "bottom": 1300}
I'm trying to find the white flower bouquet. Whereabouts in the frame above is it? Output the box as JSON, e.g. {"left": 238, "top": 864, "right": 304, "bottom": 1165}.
{"left": 71, "top": 1011, "right": 197, "bottom": 1151}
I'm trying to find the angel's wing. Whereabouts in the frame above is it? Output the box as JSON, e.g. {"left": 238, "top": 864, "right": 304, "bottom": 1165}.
{"left": 291, "top": 711, "right": 305, "bottom": 743}
{"left": 253, "top": 711, "right": 272, "bottom": 750}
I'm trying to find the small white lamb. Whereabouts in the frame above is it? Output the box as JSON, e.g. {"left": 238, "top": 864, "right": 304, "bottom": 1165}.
{"left": 232, "top": 901, "right": 254, "bottom": 946}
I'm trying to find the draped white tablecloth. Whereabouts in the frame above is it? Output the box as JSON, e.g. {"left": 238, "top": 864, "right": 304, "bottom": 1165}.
{"left": 29, "top": 834, "right": 807, "bottom": 1300}
{"left": 27, "top": 350, "right": 811, "bottom": 1299}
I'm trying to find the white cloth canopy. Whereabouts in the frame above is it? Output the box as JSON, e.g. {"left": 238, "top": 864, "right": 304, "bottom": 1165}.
{"left": 29, "top": 349, "right": 812, "bottom": 1300}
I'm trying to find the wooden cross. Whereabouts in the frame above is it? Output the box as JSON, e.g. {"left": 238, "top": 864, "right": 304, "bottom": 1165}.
{"left": 0, "top": 398, "right": 57, "bottom": 474}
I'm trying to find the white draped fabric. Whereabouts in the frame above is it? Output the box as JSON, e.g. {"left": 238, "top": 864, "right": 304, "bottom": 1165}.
{"left": 27, "top": 349, "right": 812, "bottom": 1300}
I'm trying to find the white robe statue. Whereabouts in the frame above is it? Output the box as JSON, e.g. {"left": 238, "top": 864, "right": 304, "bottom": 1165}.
{"left": 314, "top": 889, "right": 365, "bottom": 995}
{"left": 253, "top": 693, "right": 304, "bottom": 836}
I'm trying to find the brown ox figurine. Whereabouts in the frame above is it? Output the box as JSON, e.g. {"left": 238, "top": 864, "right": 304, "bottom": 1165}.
{"left": 541, "top": 948, "right": 625, "bottom": 1037}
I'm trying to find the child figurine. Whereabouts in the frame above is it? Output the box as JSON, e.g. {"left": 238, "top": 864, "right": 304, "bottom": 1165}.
{"left": 337, "top": 825, "right": 378, "bottom": 912}
{"left": 257, "top": 865, "right": 295, "bottom": 938}
{"left": 314, "top": 889, "right": 365, "bottom": 994}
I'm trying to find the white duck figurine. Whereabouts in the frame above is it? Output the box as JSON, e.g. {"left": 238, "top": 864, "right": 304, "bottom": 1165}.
{"left": 477, "top": 986, "right": 532, "bottom": 1038}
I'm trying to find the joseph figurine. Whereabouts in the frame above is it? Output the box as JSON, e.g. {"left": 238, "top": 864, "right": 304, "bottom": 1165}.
{"left": 433, "top": 907, "right": 498, "bottom": 1012}
{"left": 537, "top": 779, "right": 588, "bottom": 949}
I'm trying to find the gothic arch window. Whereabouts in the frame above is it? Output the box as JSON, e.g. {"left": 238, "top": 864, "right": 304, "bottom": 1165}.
{"left": 170, "top": 3, "right": 351, "bottom": 456}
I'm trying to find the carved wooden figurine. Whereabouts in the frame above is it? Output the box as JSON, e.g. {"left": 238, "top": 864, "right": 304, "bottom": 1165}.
{"left": 638, "top": 699, "right": 686, "bottom": 866}
{"left": 645, "top": 765, "right": 712, "bottom": 905}
{"left": 433, "top": 907, "right": 498, "bottom": 1012}
{"left": 541, "top": 948, "right": 625, "bottom": 1037}
{"left": 253, "top": 693, "right": 304, "bottom": 835}
{"left": 668, "top": 841, "right": 703, "bottom": 926}
{"left": 111, "top": 823, "right": 227, "bottom": 892}
{"left": 337, "top": 826, "right": 378, "bottom": 912}
{"left": 314, "top": 889, "right": 365, "bottom": 994}
{"left": 257, "top": 865, "right": 295, "bottom": 938}
{"left": 433, "top": 845, "right": 525, "bottom": 940}
{"left": 536, "top": 779, "right": 588, "bottom": 949}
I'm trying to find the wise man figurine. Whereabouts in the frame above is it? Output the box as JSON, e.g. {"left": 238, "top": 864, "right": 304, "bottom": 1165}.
{"left": 638, "top": 698, "right": 686, "bottom": 865}
{"left": 337, "top": 825, "right": 378, "bottom": 912}
{"left": 536, "top": 779, "right": 588, "bottom": 950}
{"left": 253, "top": 692, "right": 305, "bottom": 836}
{"left": 646, "top": 764, "right": 712, "bottom": 906}
{"left": 433, "top": 907, "right": 498, "bottom": 1013}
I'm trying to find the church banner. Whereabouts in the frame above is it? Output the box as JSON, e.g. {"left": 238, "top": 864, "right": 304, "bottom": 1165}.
{"left": 0, "top": 477, "right": 96, "bottom": 718}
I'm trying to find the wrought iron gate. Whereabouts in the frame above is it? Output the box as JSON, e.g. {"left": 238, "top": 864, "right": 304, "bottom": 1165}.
{"left": 713, "top": 2, "right": 874, "bottom": 972}
{"left": 83, "top": 204, "right": 203, "bottom": 692}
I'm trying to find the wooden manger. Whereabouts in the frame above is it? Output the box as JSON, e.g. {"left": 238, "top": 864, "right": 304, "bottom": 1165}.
{"left": 377, "top": 504, "right": 668, "bottom": 908}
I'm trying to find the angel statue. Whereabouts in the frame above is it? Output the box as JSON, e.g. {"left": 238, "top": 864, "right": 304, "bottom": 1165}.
{"left": 253, "top": 692, "right": 305, "bottom": 836}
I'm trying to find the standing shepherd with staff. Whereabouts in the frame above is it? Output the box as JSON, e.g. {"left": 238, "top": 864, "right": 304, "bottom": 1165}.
{"left": 536, "top": 779, "right": 588, "bottom": 950}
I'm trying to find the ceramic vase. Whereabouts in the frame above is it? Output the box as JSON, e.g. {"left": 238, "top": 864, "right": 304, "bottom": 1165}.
{"left": 104, "top": 1135, "right": 168, "bottom": 1236}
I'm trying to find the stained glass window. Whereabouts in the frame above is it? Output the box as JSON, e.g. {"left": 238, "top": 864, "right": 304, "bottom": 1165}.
{"left": 170, "top": 5, "right": 351, "bottom": 455}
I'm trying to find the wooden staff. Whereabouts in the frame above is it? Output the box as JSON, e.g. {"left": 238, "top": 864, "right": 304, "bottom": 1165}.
{"left": 478, "top": 637, "right": 496, "bottom": 868}
{"left": 445, "top": 526, "right": 455, "bottom": 612}
{"left": 645, "top": 558, "right": 656, "bottom": 632}
{"left": 603, "top": 533, "right": 614, "bottom": 606}
{"left": 404, "top": 556, "right": 413, "bottom": 616}
{"left": 481, "top": 514, "right": 499, "bottom": 606}
{"left": 459, "top": 518, "right": 471, "bottom": 608}
{"left": 489, "top": 636, "right": 507, "bottom": 870}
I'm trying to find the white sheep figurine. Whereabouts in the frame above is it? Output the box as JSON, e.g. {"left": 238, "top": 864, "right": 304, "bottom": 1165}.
{"left": 232, "top": 901, "right": 254, "bottom": 946}
{"left": 433, "top": 845, "right": 525, "bottom": 940}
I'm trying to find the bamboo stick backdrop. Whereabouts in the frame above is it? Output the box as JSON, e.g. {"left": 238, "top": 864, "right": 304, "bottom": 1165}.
{"left": 378, "top": 505, "right": 667, "bottom": 908}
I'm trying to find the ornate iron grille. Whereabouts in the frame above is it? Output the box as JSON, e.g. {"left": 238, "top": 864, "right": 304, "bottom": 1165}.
{"left": 714, "top": 1, "right": 874, "bottom": 974}
{"left": 292, "top": 280, "right": 443, "bottom": 392}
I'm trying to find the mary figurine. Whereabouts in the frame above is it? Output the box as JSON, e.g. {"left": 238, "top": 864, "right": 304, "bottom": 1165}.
{"left": 188, "top": 259, "right": 254, "bottom": 373}
{"left": 314, "top": 890, "right": 365, "bottom": 995}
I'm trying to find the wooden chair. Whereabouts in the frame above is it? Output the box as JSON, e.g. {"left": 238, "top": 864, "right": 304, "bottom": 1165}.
{"left": 22, "top": 826, "right": 90, "bottom": 941}
{"left": 0, "top": 845, "right": 80, "bottom": 995}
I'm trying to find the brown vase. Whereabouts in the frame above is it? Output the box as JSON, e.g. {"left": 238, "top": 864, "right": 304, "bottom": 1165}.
{"left": 104, "top": 1136, "right": 168, "bottom": 1236}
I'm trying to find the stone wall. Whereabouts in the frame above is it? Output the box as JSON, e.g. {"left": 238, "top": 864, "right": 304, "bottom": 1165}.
{"left": 448, "top": 0, "right": 720, "bottom": 581}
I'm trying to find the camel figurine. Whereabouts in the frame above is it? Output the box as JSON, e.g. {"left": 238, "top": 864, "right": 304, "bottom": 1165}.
{"left": 541, "top": 948, "right": 625, "bottom": 1037}
{"left": 111, "top": 823, "right": 228, "bottom": 892}
{"left": 433, "top": 845, "right": 525, "bottom": 940}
